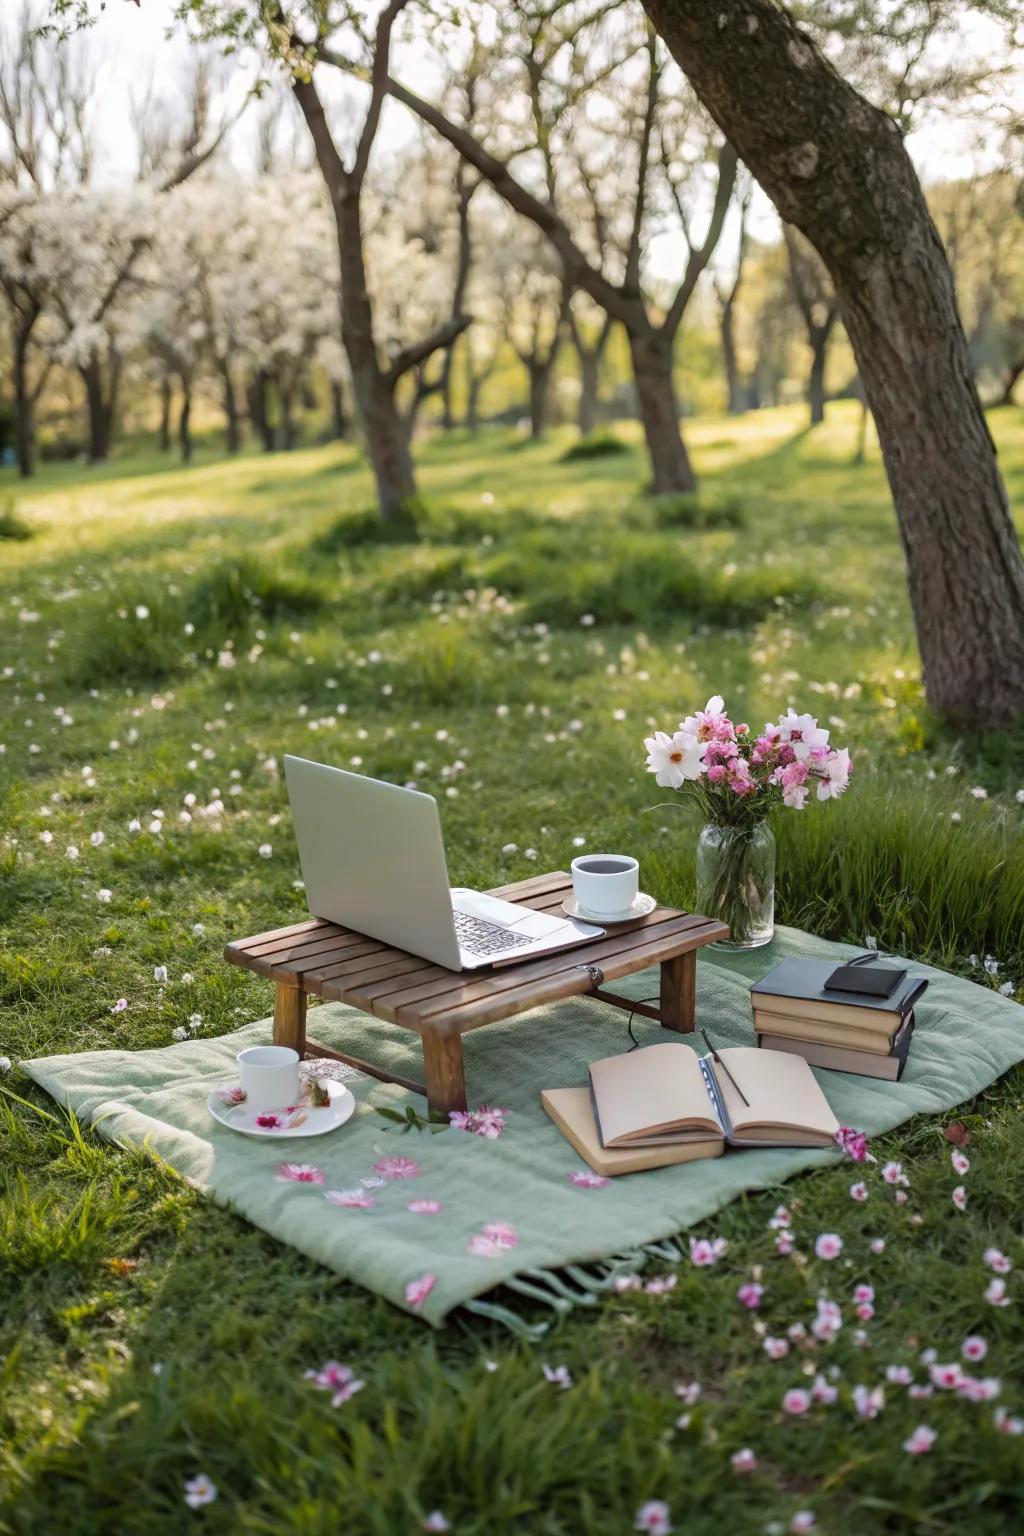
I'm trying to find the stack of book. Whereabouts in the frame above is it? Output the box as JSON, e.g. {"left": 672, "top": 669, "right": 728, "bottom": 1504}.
{"left": 751, "top": 957, "right": 927, "bottom": 1081}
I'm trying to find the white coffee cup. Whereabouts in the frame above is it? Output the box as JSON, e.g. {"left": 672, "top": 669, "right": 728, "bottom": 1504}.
{"left": 570, "top": 854, "right": 639, "bottom": 917}
{"left": 237, "top": 1045, "right": 301, "bottom": 1110}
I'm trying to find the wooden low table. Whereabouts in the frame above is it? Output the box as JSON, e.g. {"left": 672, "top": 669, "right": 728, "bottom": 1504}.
{"left": 224, "top": 872, "right": 729, "bottom": 1116}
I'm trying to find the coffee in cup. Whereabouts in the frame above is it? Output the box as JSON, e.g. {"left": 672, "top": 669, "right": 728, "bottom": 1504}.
{"left": 570, "top": 854, "right": 639, "bottom": 917}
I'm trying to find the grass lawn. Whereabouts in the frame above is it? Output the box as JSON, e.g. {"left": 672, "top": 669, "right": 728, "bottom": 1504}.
{"left": 2, "top": 402, "right": 1024, "bottom": 1534}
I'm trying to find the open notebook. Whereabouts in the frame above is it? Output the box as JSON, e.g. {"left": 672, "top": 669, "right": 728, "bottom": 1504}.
{"left": 588, "top": 1042, "right": 840, "bottom": 1151}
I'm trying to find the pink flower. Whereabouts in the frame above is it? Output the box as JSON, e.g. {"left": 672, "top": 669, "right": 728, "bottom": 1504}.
{"left": 814, "top": 1232, "right": 843, "bottom": 1260}
{"left": 675, "top": 1380, "right": 701, "bottom": 1406}
{"left": 468, "top": 1221, "right": 518, "bottom": 1257}
{"left": 634, "top": 1498, "right": 672, "bottom": 1534}
{"left": 853, "top": 1384, "right": 884, "bottom": 1419}
{"left": 737, "top": 1282, "right": 764, "bottom": 1309}
{"left": 568, "top": 1169, "right": 610, "bottom": 1189}
{"left": 423, "top": 1514, "right": 450, "bottom": 1533}
{"left": 471, "top": 1104, "right": 509, "bottom": 1139}
{"left": 643, "top": 1275, "right": 677, "bottom": 1296}
{"left": 730, "top": 1447, "right": 757, "bottom": 1473}
{"left": 984, "top": 1247, "right": 1013, "bottom": 1274}
{"left": 690, "top": 1236, "right": 727, "bottom": 1266}
{"left": 849, "top": 1181, "right": 869, "bottom": 1203}
{"left": 886, "top": 1364, "right": 913, "bottom": 1385}
{"left": 835, "top": 1126, "right": 870, "bottom": 1162}
{"left": 986, "top": 1277, "right": 1012, "bottom": 1307}
{"left": 110, "top": 998, "right": 128, "bottom": 1014}
{"left": 324, "top": 1188, "right": 375, "bottom": 1209}
{"left": 853, "top": 1283, "right": 874, "bottom": 1304}
{"left": 763, "top": 1336, "right": 789, "bottom": 1360}
{"left": 957, "top": 1375, "right": 1001, "bottom": 1403}
{"left": 894, "top": 1189, "right": 909, "bottom": 1206}
{"left": 951, "top": 1184, "right": 967, "bottom": 1211}
{"left": 782, "top": 1388, "right": 811, "bottom": 1415}
{"left": 903, "top": 1424, "right": 937, "bottom": 1456}
{"left": 881, "top": 1160, "right": 907, "bottom": 1185}
{"left": 407, "top": 1198, "right": 443, "bottom": 1214}
{"left": 869, "top": 1238, "right": 886, "bottom": 1255}
{"left": 255, "top": 1112, "right": 284, "bottom": 1129}
{"left": 706, "top": 763, "right": 727, "bottom": 784}
{"left": 217, "top": 1085, "right": 247, "bottom": 1105}
{"left": 775, "top": 1232, "right": 796, "bottom": 1257}
{"left": 909, "top": 1383, "right": 934, "bottom": 1399}
{"left": 855, "top": 1302, "right": 875, "bottom": 1322}
{"left": 183, "top": 1475, "right": 218, "bottom": 1509}
{"left": 768, "top": 1206, "right": 792, "bottom": 1230}
{"left": 373, "top": 1155, "right": 422, "bottom": 1180}
{"left": 812, "top": 1298, "right": 843, "bottom": 1342}
{"left": 790, "top": 1513, "right": 816, "bottom": 1534}
{"left": 962, "top": 1334, "right": 987, "bottom": 1362}
{"left": 304, "top": 1360, "right": 364, "bottom": 1406}
{"left": 448, "top": 1109, "right": 474, "bottom": 1131}
{"left": 929, "top": 1362, "right": 963, "bottom": 1390}
{"left": 613, "top": 1273, "right": 642, "bottom": 1293}
{"left": 275, "top": 1162, "right": 324, "bottom": 1184}
{"left": 994, "top": 1407, "right": 1024, "bottom": 1435}
{"left": 788, "top": 1322, "right": 808, "bottom": 1342}
{"left": 542, "top": 1362, "right": 573, "bottom": 1390}
{"left": 811, "top": 1374, "right": 838, "bottom": 1405}
{"left": 405, "top": 1273, "right": 436, "bottom": 1311}
{"left": 951, "top": 1150, "right": 970, "bottom": 1175}
{"left": 682, "top": 694, "right": 732, "bottom": 744}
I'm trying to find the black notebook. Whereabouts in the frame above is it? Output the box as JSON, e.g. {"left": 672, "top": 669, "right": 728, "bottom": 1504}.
{"left": 752, "top": 957, "right": 927, "bottom": 1033}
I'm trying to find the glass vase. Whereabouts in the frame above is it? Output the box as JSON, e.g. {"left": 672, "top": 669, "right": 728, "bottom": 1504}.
{"left": 696, "top": 820, "right": 776, "bottom": 949}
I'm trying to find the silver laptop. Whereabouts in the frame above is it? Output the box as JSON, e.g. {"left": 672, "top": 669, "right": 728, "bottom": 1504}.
{"left": 283, "top": 756, "right": 603, "bottom": 970}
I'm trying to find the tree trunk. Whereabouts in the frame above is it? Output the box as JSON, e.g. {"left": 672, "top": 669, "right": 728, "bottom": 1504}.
{"left": 81, "top": 356, "right": 112, "bottom": 464}
{"left": 466, "top": 369, "right": 482, "bottom": 433}
{"left": 334, "top": 187, "right": 417, "bottom": 521}
{"left": 13, "top": 326, "right": 35, "bottom": 478}
{"left": 221, "top": 365, "right": 242, "bottom": 454}
{"left": 720, "top": 299, "right": 744, "bottom": 414}
{"left": 999, "top": 359, "right": 1024, "bottom": 407}
{"left": 527, "top": 361, "right": 554, "bottom": 440}
{"left": 627, "top": 328, "right": 696, "bottom": 495}
{"left": 640, "top": 0, "right": 1024, "bottom": 724}
{"left": 158, "top": 374, "right": 172, "bottom": 452}
{"left": 577, "top": 347, "right": 600, "bottom": 436}
{"left": 808, "top": 337, "right": 828, "bottom": 426}
{"left": 247, "top": 371, "right": 275, "bottom": 452}
{"left": 329, "top": 379, "right": 348, "bottom": 440}
{"left": 178, "top": 381, "right": 193, "bottom": 464}
{"left": 279, "top": 374, "right": 297, "bottom": 451}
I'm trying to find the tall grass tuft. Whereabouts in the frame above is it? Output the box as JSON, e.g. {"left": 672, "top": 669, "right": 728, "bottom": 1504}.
{"left": 0, "top": 495, "right": 31, "bottom": 540}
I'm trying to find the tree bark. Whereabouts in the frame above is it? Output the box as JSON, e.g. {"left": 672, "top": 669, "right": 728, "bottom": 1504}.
{"left": 527, "top": 360, "right": 553, "bottom": 440}
{"left": 809, "top": 337, "right": 828, "bottom": 426}
{"left": 221, "top": 364, "right": 242, "bottom": 453}
{"left": 999, "top": 359, "right": 1023, "bottom": 407}
{"left": 13, "top": 319, "right": 35, "bottom": 478}
{"left": 720, "top": 300, "right": 743, "bottom": 415}
{"left": 640, "top": 0, "right": 1024, "bottom": 725}
{"left": 80, "top": 357, "right": 111, "bottom": 464}
{"left": 247, "top": 370, "right": 275, "bottom": 452}
{"left": 158, "top": 373, "right": 173, "bottom": 452}
{"left": 628, "top": 328, "right": 696, "bottom": 495}
{"left": 278, "top": 373, "right": 297, "bottom": 450}
{"left": 329, "top": 379, "right": 348, "bottom": 440}
{"left": 178, "top": 387, "right": 193, "bottom": 464}
{"left": 577, "top": 347, "right": 600, "bottom": 436}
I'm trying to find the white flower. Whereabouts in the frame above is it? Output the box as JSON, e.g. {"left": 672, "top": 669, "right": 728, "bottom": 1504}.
{"left": 0, "top": 1056, "right": 11, "bottom": 1073}
{"left": 66, "top": 845, "right": 79, "bottom": 859}
{"left": 89, "top": 830, "right": 105, "bottom": 847}
{"left": 776, "top": 708, "right": 829, "bottom": 761}
{"left": 96, "top": 888, "right": 112, "bottom": 903}
{"left": 542, "top": 1362, "right": 573, "bottom": 1390}
{"left": 135, "top": 605, "right": 150, "bottom": 621}
{"left": 188, "top": 1013, "right": 203, "bottom": 1031}
{"left": 38, "top": 830, "right": 53, "bottom": 845}
{"left": 643, "top": 729, "right": 703, "bottom": 789}
{"left": 172, "top": 1026, "right": 189, "bottom": 1042}
{"left": 183, "top": 1474, "right": 217, "bottom": 1508}
{"left": 257, "top": 843, "right": 273, "bottom": 859}
{"left": 501, "top": 843, "right": 517, "bottom": 855}
{"left": 422, "top": 1514, "right": 450, "bottom": 1533}
{"left": 154, "top": 965, "right": 168, "bottom": 984}
{"left": 817, "top": 747, "right": 851, "bottom": 801}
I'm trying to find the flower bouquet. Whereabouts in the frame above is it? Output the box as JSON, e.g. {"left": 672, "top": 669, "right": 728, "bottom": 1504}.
{"left": 644, "top": 696, "right": 851, "bottom": 948}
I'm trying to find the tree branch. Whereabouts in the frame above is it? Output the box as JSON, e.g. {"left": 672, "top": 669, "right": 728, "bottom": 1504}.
{"left": 387, "top": 313, "right": 473, "bottom": 384}
{"left": 663, "top": 138, "right": 738, "bottom": 336}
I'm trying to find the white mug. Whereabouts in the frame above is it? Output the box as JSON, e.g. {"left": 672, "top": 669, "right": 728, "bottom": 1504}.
{"left": 237, "top": 1045, "right": 301, "bottom": 1110}
{"left": 570, "top": 854, "right": 639, "bottom": 917}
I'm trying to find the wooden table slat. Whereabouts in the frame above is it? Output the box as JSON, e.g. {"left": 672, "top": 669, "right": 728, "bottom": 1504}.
{"left": 240, "top": 926, "right": 354, "bottom": 962}
{"left": 266, "top": 936, "right": 390, "bottom": 981}
{"left": 226, "top": 918, "right": 329, "bottom": 955}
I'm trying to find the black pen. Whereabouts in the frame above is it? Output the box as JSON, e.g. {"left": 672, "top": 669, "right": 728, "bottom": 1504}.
{"left": 700, "top": 1029, "right": 750, "bottom": 1107}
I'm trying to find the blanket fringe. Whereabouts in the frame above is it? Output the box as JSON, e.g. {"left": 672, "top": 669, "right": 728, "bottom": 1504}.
{"left": 459, "top": 1242, "right": 676, "bottom": 1335}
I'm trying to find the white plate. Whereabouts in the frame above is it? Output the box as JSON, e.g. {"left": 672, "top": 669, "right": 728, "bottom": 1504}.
{"left": 208, "top": 1078, "right": 356, "bottom": 1139}
{"left": 561, "top": 891, "right": 657, "bottom": 924}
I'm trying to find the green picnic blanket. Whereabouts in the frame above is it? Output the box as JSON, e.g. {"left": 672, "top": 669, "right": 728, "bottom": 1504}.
{"left": 23, "top": 926, "right": 1024, "bottom": 1328}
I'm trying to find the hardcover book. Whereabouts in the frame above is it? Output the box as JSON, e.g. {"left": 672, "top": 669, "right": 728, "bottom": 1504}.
{"left": 752, "top": 957, "right": 927, "bottom": 1032}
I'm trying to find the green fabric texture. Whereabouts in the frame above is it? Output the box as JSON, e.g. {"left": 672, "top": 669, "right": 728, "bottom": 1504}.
{"left": 23, "top": 926, "right": 1024, "bottom": 1327}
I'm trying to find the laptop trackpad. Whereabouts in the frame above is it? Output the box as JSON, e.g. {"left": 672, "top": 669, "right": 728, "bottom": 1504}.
{"left": 505, "top": 911, "right": 566, "bottom": 939}
{"left": 453, "top": 889, "right": 565, "bottom": 938}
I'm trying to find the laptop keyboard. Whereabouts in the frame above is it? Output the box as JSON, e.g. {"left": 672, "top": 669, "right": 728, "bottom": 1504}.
{"left": 453, "top": 909, "right": 535, "bottom": 957}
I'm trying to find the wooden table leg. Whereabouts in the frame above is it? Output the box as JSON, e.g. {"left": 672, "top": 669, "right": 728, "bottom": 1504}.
{"left": 274, "top": 981, "right": 307, "bottom": 1055}
{"left": 422, "top": 1030, "right": 468, "bottom": 1116}
{"left": 660, "top": 951, "right": 696, "bottom": 1033}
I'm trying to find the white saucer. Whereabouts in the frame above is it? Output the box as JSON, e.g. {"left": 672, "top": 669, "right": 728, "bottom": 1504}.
{"left": 208, "top": 1078, "right": 355, "bottom": 1139}
{"left": 561, "top": 892, "right": 657, "bottom": 924}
